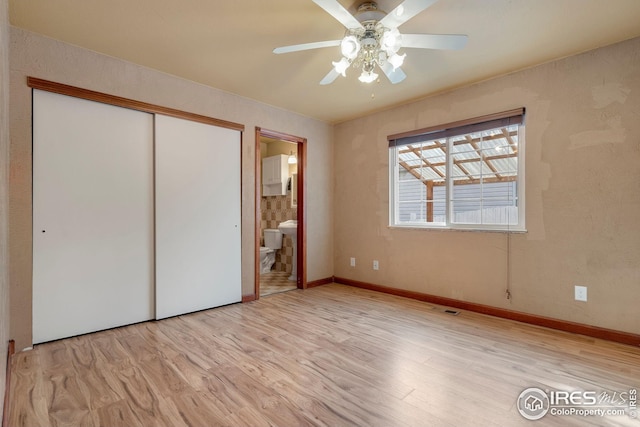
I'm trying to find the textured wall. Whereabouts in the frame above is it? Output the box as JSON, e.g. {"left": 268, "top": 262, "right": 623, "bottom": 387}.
{"left": 334, "top": 37, "right": 640, "bottom": 334}
{"left": 0, "top": 0, "right": 10, "bottom": 417}
{"left": 9, "top": 27, "right": 334, "bottom": 350}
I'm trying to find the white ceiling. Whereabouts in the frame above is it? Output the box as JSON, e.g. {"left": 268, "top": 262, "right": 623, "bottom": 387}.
{"left": 9, "top": 0, "right": 640, "bottom": 123}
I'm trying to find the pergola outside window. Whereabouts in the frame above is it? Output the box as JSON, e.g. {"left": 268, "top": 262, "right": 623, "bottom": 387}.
{"left": 389, "top": 109, "right": 525, "bottom": 231}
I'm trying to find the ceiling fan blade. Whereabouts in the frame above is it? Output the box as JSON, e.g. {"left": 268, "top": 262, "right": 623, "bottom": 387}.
{"left": 312, "top": 0, "right": 364, "bottom": 29}
{"left": 401, "top": 34, "right": 468, "bottom": 50}
{"left": 320, "top": 68, "right": 341, "bottom": 85}
{"left": 380, "top": 62, "right": 407, "bottom": 84}
{"left": 273, "top": 40, "right": 341, "bottom": 54}
{"left": 380, "top": 0, "right": 439, "bottom": 29}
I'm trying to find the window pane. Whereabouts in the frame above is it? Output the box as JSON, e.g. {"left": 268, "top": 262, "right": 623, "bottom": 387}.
{"left": 394, "top": 139, "right": 447, "bottom": 224}
{"left": 398, "top": 201, "right": 425, "bottom": 222}
{"left": 452, "top": 200, "right": 482, "bottom": 224}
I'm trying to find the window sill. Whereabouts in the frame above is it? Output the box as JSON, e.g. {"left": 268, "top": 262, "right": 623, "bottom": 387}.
{"left": 389, "top": 224, "right": 527, "bottom": 234}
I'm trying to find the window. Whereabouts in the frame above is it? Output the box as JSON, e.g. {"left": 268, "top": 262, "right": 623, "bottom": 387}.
{"left": 389, "top": 109, "right": 525, "bottom": 231}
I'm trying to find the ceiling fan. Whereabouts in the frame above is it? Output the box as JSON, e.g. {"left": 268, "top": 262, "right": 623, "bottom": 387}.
{"left": 273, "top": 0, "right": 468, "bottom": 85}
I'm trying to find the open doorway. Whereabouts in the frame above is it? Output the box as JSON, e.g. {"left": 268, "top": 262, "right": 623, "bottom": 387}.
{"left": 255, "top": 128, "right": 306, "bottom": 299}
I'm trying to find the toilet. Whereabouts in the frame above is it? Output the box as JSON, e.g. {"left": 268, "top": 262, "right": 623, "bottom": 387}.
{"left": 260, "top": 229, "right": 283, "bottom": 274}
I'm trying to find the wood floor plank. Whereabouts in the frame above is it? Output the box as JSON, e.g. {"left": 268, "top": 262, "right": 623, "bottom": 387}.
{"left": 95, "top": 399, "right": 143, "bottom": 427}
{"left": 45, "top": 367, "right": 95, "bottom": 427}
{"left": 168, "top": 391, "right": 229, "bottom": 427}
{"left": 207, "top": 364, "right": 317, "bottom": 426}
{"left": 89, "top": 334, "right": 132, "bottom": 368}
{"left": 110, "top": 364, "right": 183, "bottom": 427}
{"left": 65, "top": 338, "right": 127, "bottom": 411}
{"left": 8, "top": 351, "right": 50, "bottom": 427}
{"left": 8, "top": 284, "right": 640, "bottom": 426}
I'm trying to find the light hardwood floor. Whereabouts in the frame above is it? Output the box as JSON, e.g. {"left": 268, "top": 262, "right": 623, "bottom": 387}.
{"left": 8, "top": 284, "right": 640, "bottom": 426}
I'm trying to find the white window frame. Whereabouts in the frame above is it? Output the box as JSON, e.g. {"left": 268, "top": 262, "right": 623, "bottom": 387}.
{"left": 389, "top": 109, "right": 526, "bottom": 232}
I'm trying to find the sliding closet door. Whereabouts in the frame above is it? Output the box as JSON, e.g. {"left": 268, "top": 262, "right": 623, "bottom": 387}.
{"left": 32, "top": 90, "right": 155, "bottom": 343}
{"left": 155, "top": 115, "right": 241, "bottom": 319}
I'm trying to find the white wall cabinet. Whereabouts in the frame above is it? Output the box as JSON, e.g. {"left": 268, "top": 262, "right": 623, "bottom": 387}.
{"left": 32, "top": 91, "right": 242, "bottom": 343}
{"left": 262, "top": 154, "right": 288, "bottom": 196}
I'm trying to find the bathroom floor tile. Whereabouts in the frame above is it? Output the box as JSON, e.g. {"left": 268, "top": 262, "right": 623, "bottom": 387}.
{"left": 260, "top": 271, "right": 297, "bottom": 297}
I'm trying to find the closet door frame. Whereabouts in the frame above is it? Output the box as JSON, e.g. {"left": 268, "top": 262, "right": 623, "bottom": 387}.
{"left": 28, "top": 78, "right": 244, "bottom": 132}
{"left": 28, "top": 77, "right": 245, "bottom": 342}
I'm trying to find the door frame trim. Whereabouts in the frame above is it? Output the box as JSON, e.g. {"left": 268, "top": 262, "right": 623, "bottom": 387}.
{"left": 254, "top": 128, "right": 307, "bottom": 299}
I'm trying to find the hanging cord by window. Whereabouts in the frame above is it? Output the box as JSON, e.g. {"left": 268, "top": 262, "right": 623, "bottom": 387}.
{"left": 505, "top": 199, "right": 512, "bottom": 302}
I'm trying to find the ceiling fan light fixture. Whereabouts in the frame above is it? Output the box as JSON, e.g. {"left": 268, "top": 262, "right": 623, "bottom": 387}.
{"left": 273, "top": 0, "right": 469, "bottom": 86}
{"left": 358, "top": 70, "right": 378, "bottom": 83}
{"left": 388, "top": 52, "right": 406, "bottom": 70}
{"left": 381, "top": 28, "right": 402, "bottom": 53}
{"left": 332, "top": 57, "right": 350, "bottom": 76}
{"left": 340, "top": 35, "right": 361, "bottom": 59}
{"left": 361, "top": 36, "right": 377, "bottom": 48}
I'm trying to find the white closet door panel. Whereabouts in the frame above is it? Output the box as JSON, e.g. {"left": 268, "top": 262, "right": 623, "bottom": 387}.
{"left": 33, "top": 90, "right": 154, "bottom": 344}
{"left": 155, "top": 115, "right": 241, "bottom": 319}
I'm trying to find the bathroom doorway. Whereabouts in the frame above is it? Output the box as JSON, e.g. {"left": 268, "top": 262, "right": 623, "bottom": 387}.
{"left": 255, "top": 128, "right": 306, "bottom": 298}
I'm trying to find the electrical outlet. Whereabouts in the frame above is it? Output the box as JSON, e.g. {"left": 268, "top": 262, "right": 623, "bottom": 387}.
{"left": 373, "top": 260, "right": 379, "bottom": 270}
{"left": 575, "top": 285, "right": 587, "bottom": 302}
{"left": 350, "top": 257, "right": 356, "bottom": 267}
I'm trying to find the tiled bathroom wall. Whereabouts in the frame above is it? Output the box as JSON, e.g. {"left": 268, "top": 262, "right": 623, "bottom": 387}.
{"left": 261, "top": 192, "right": 297, "bottom": 273}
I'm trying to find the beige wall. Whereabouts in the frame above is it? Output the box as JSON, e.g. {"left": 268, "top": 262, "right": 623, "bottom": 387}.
{"left": 0, "top": 0, "right": 10, "bottom": 417}
{"left": 9, "top": 27, "right": 334, "bottom": 350}
{"left": 334, "top": 37, "right": 640, "bottom": 335}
